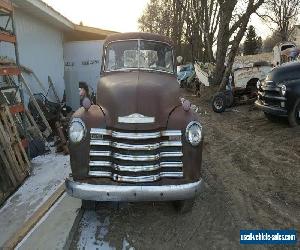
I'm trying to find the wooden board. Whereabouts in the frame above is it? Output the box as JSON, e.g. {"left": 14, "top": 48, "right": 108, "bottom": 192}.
{"left": 2, "top": 184, "right": 65, "bottom": 249}
{"left": 0, "top": 32, "right": 16, "bottom": 43}
{"left": 0, "top": 0, "right": 13, "bottom": 12}
{"left": 0, "top": 66, "right": 20, "bottom": 76}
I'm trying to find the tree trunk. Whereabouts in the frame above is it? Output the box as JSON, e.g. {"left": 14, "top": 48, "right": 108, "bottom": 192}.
{"left": 212, "top": 0, "right": 237, "bottom": 85}
{"left": 219, "top": 0, "right": 265, "bottom": 91}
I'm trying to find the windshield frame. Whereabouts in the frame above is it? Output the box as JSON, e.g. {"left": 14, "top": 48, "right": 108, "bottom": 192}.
{"left": 102, "top": 39, "right": 175, "bottom": 75}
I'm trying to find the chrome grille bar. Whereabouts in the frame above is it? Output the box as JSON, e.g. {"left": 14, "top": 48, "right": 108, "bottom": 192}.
{"left": 90, "top": 151, "right": 111, "bottom": 157}
{"left": 112, "top": 131, "right": 161, "bottom": 140}
{"left": 90, "top": 141, "right": 182, "bottom": 150}
{"left": 89, "top": 162, "right": 183, "bottom": 170}
{"left": 113, "top": 153, "right": 159, "bottom": 161}
{"left": 89, "top": 161, "right": 111, "bottom": 167}
{"left": 90, "top": 152, "right": 183, "bottom": 161}
{"left": 90, "top": 129, "right": 182, "bottom": 139}
{"left": 88, "top": 171, "right": 184, "bottom": 183}
{"left": 90, "top": 140, "right": 111, "bottom": 146}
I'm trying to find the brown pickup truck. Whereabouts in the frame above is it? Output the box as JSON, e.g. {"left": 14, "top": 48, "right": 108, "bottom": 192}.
{"left": 65, "top": 32, "right": 204, "bottom": 212}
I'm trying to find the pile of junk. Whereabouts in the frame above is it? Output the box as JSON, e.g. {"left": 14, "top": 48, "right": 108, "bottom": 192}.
{"left": 26, "top": 74, "right": 73, "bottom": 157}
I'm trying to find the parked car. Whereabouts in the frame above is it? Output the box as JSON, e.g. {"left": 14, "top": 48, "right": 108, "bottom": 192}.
{"left": 65, "top": 32, "right": 204, "bottom": 212}
{"left": 255, "top": 62, "right": 300, "bottom": 127}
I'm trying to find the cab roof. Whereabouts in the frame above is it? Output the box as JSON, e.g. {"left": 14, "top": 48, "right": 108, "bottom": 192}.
{"left": 104, "top": 32, "right": 174, "bottom": 47}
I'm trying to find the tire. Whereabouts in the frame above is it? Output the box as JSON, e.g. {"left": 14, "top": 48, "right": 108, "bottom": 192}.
{"left": 288, "top": 99, "right": 300, "bottom": 127}
{"left": 82, "top": 200, "right": 96, "bottom": 210}
{"left": 179, "top": 80, "right": 184, "bottom": 88}
{"left": 173, "top": 199, "right": 195, "bottom": 214}
{"left": 264, "top": 112, "right": 279, "bottom": 122}
{"left": 225, "top": 90, "right": 234, "bottom": 108}
{"left": 212, "top": 92, "right": 226, "bottom": 113}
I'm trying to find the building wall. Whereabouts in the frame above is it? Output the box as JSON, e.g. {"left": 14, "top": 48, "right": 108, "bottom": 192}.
{"left": 64, "top": 40, "right": 104, "bottom": 109}
{"left": 0, "top": 8, "right": 65, "bottom": 104}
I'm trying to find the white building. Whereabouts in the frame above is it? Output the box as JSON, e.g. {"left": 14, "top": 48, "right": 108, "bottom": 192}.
{"left": 1, "top": 0, "right": 116, "bottom": 109}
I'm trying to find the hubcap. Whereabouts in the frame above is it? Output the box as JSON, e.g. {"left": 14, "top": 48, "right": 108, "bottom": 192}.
{"left": 214, "top": 97, "right": 223, "bottom": 110}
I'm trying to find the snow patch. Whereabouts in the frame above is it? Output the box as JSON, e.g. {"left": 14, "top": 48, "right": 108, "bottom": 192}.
{"left": 0, "top": 149, "right": 70, "bottom": 245}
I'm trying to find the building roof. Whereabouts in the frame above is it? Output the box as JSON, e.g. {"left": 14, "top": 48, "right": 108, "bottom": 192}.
{"left": 65, "top": 25, "right": 118, "bottom": 42}
{"left": 13, "top": 0, "right": 74, "bottom": 30}
{"left": 12, "top": 0, "right": 117, "bottom": 40}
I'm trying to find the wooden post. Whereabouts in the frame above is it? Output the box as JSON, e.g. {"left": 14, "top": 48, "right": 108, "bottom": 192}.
{"left": 48, "top": 76, "right": 60, "bottom": 103}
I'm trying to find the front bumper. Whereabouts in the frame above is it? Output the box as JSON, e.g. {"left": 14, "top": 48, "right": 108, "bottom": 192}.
{"left": 65, "top": 178, "right": 204, "bottom": 202}
{"left": 255, "top": 100, "right": 288, "bottom": 116}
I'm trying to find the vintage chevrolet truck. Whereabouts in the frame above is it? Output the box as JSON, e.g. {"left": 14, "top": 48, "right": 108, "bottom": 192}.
{"left": 255, "top": 62, "right": 300, "bottom": 127}
{"left": 65, "top": 33, "right": 204, "bottom": 212}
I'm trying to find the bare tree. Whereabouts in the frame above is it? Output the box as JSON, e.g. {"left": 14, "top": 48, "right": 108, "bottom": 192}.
{"left": 138, "top": 0, "right": 219, "bottom": 63}
{"left": 213, "top": 0, "right": 265, "bottom": 89}
{"left": 259, "top": 0, "right": 300, "bottom": 42}
{"left": 139, "top": 0, "right": 265, "bottom": 90}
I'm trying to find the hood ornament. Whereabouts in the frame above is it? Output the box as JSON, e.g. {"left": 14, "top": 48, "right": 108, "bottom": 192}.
{"left": 118, "top": 113, "right": 155, "bottom": 124}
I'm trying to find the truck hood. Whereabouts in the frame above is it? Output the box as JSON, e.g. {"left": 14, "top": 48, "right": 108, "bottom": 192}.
{"left": 97, "top": 71, "right": 181, "bottom": 130}
{"left": 266, "top": 62, "right": 300, "bottom": 85}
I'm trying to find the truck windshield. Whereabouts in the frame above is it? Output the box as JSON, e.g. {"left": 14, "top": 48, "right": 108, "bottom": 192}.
{"left": 105, "top": 40, "right": 174, "bottom": 73}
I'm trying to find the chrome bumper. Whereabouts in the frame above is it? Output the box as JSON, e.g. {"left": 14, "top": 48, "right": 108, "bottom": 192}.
{"left": 65, "top": 178, "right": 204, "bottom": 202}
{"left": 255, "top": 100, "right": 288, "bottom": 116}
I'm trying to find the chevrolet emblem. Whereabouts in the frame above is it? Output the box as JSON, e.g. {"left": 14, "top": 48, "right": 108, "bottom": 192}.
{"left": 118, "top": 113, "right": 155, "bottom": 124}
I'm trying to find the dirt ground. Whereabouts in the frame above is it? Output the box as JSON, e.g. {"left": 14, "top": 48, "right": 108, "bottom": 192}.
{"left": 70, "top": 89, "right": 300, "bottom": 250}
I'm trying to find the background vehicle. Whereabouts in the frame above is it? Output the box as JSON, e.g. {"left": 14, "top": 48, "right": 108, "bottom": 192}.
{"left": 177, "top": 63, "right": 200, "bottom": 94}
{"left": 255, "top": 61, "right": 300, "bottom": 127}
{"left": 210, "top": 63, "right": 272, "bottom": 113}
{"left": 273, "top": 42, "right": 299, "bottom": 66}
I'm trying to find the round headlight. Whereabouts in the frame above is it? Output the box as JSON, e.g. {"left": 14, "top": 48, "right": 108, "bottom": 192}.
{"left": 281, "top": 85, "right": 287, "bottom": 96}
{"left": 186, "top": 121, "right": 202, "bottom": 146}
{"left": 256, "top": 80, "right": 261, "bottom": 89}
{"left": 69, "top": 118, "right": 86, "bottom": 143}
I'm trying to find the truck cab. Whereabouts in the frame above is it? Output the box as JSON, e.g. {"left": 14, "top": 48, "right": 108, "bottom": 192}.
{"left": 65, "top": 33, "right": 204, "bottom": 212}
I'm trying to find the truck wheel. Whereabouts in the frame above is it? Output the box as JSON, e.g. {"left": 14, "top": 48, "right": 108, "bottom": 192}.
{"left": 212, "top": 92, "right": 226, "bottom": 113}
{"left": 180, "top": 80, "right": 187, "bottom": 88}
{"left": 288, "top": 99, "right": 300, "bottom": 127}
{"left": 173, "top": 199, "right": 195, "bottom": 214}
{"left": 225, "top": 90, "right": 234, "bottom": 108}
{"left": 82, "top": 200, "right": 96, "bottom": 210}
{"left": 264, "top": 112, "right": 279, "bottom": 122}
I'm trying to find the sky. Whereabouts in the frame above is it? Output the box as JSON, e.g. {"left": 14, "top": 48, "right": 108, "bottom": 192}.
{"left": 43, "top": 0, "right": 149, "bottom": 32}
{"left": 43, "top": 0, "right": 271, "bottom": 39}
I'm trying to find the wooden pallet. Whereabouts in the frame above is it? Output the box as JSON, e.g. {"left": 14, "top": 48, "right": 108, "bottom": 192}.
{"left": 10, "top": 103, "right": 44, "bottom": 141}
{"left": 0, "top": 105, "right": 31, "bottom": 204}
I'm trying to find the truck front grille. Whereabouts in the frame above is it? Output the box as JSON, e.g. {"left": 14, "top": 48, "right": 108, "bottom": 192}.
{"left": 258, "top": 81, "right": 286, "bottom": 107}
{"left": 88, "top": 128, "right": 184, "bottom": 183}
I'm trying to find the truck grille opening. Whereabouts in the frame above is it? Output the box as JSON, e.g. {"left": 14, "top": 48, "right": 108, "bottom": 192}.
{"left": 258, "top": 82, "right": 286, "bottom": 107}
{"left": 88, "top": 128, "right": 184, "bottom": 183}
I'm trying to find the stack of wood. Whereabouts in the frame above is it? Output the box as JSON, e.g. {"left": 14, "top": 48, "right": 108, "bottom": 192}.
{"left": 0, "top": 105, "right": 31, "bottom": 205}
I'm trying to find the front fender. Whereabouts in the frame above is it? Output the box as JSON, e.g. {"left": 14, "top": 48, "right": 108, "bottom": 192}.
{"left": 69, "top": 105, "right": 106, "bottom": 179}
{"left": 167, "top": 106, "right": 203, "bottom": 181}
{"left": 286, "top": 80, "right": 300, "bottom": 109}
